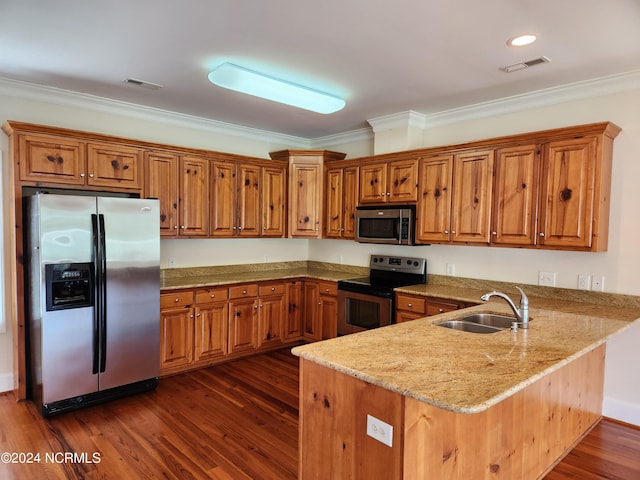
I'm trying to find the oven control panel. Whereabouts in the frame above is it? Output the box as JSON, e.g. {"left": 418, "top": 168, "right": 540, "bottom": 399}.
{"left": 369, "top": 255, "right": 426, "bottom": 274}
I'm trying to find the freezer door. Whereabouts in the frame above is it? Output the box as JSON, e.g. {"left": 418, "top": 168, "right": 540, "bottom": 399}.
{"left": 32, "top": 194, "right": 99, "bottom": 404}
{"left": 97, "top": 197, "right": 160, "bottom": 390}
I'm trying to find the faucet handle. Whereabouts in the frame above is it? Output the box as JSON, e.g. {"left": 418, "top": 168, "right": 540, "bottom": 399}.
{"left": 514, "top": 286, "right": 528, "bottom": 307}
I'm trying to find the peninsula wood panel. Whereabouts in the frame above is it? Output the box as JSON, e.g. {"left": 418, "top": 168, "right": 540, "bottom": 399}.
{"left": 402, "top": 345, "right": 605, "bottom": 480}
{"left": 299, "top": 358, "right": 404, "bottom": 480}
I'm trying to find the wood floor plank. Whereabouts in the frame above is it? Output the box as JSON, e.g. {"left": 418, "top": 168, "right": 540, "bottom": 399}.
{"left": 0, "top": 348, "right": 638, "bottom": 479}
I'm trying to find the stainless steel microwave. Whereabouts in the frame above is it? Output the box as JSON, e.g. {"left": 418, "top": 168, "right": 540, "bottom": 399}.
{"left": 355, "top": 205, "right": 416, "bottom": 245}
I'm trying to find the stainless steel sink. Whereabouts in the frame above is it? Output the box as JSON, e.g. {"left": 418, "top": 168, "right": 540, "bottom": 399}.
{"left": 436, "top": 313, "right": 518, "bottom": 334}
{"left": 436, "top": 320, "right": 504, "bottom": 334}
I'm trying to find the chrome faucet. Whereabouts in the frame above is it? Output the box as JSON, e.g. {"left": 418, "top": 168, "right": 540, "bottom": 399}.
{"left": 481, "top": 286, "right": 529, "bottom": 329}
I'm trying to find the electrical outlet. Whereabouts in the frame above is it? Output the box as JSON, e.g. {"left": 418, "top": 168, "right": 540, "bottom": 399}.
{"left": 577, "top": 274, "right": 591, "bottom": 290}
{"left": 366, "top": 414, "right": 393, "bottom": 447}
{"left": 591, "top": 275, "right": 605, "bottom": 292}
{"left": 446, "top": 263, "right": 456, "bottom": 276}
{"left": 168, "top": 256, "right": 176, "bottom": 268}
{"left": 538, "top": 271, "right": 556, "bottom": 287}
{"left": 339, "top": 255, "right": 344, "bottom": 264}
{"left": 264, "top": 255, "right": 269, "bottom": 263}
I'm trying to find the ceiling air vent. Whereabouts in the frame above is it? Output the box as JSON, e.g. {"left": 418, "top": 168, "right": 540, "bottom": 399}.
{"left": 502, "top": 56, "right": 551, "bottom": 73}
{"left": 123, "top": 78, "right": 163, "bottom": 90}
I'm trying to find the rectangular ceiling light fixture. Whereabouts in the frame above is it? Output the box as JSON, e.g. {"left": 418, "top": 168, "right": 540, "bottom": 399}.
{"left": 208, "top": 63, "right": 345, "bottom": 114}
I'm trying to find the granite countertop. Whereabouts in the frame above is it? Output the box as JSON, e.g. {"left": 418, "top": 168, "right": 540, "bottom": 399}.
{"left": 160, "top": 261, "right": 368, "bottom": 290}
{"left": 292, "top": 302, "right": 639, "bottom": 414}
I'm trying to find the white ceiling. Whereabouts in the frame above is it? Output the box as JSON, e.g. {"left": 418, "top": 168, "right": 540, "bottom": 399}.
{"left": 1, "top": 0, "right": 639, "bottom": 140}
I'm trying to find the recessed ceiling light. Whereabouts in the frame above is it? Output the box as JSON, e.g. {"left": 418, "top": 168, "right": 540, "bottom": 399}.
{"left": 208, "top": 63, "right": 345, "bottom": 114}
{"left": 507, "top": 34, "right": 537, "bottom": 47}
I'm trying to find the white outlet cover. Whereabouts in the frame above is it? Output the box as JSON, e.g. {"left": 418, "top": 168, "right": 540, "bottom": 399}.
{"left": 366, "top": 414, "right": 393, "bottom": 447}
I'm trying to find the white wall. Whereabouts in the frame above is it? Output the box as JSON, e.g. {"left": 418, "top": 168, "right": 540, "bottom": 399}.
{"left": 1, "top": 80, "right": 639, "bottom": 424}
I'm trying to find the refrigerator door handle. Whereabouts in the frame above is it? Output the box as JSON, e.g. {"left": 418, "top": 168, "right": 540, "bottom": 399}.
{"left": 91, "top": 214, "right": 100, "bottom": 375}
{"left": 98, "top": 213, "right": 108, "bottom": 373}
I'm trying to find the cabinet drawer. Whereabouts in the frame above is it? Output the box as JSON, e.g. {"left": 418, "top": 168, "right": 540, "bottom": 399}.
{"left": 195, "top": 287, "right": 228, "bottom": 304}
{"left": 396, "top": 294, "right": 426, "bottom": 314}
{"left": 259, "top": 283, "right": 285, "bottom": 296}
{"left": 161, "top": 291, "right": 194, "bottom": 309}
{"left": 229, "top": 284, "right": 259, "bottom": 299}
{"left": 317, "top": 281, "right": 338, "bottom": 296}
{"left": 426, "top": 301, "right": 459, "bottom": 316}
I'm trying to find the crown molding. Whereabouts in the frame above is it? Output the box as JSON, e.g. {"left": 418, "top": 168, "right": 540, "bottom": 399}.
{"left": 367, "top": 110, "right": 427, "bottom": 133}
{"left": 309, "top": 127, "right": 373, "bottom": 149}
{"left": 0, "top": 76, "right": 310, "bottom": 148}
{"left": 421, "top": 69, "right": 640, "bottom": 129}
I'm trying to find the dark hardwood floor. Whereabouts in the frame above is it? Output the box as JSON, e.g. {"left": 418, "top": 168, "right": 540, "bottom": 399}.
{"left": 0, "top": 348, "right": 638, "bottom": 479}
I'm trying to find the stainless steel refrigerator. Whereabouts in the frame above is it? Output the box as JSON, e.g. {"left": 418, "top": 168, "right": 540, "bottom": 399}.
{"left": 27, "top": 193, "right": 160, "bottom": 416}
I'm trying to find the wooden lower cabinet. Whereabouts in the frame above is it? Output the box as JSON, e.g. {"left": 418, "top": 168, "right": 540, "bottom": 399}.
{"left": 194, "top": 287, "right": 228, "bottom": 362}
{"left": 284, "top": 280, "right": 304, "bottom": 340}
{"left": 160, "top": 291, "right": 195, "bottom": 373}
{"left": 396, "top": 293, "right": 471, "bottom": 323}
{"left": 228, "top": 284, "right": 260, "bottom": 354}
{"left": 299, "top": 345, "right": 605, "bottom": 479}
{"left": 302, "top": 280, "right": 338, "bottom": 341}
{"left": 257, "top": 282, "right": 287, "bottom": 348}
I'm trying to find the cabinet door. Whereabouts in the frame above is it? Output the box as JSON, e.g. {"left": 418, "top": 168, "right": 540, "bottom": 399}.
{"left": 451, "top": 150, "right": 494, "bottom": 244}
{"left": 284, "top": 280, "right": 303, "bottom": 340}
{"left": 258, "top": 292, "right": 286, "bottom": 348}
{"left": 492, "top": 145, "right": 539, "bottom": 246}
{"left": 145, "top": 151, "right": 179, "bottom": 237}
{"left": 538, "top": 137, "right": 597, "bottom": 249}
{"left": 320, "top": 294, "right": 338, "bottom": 340}
{"left": 195, "top": 302, "right": 228, "bottom": 362}
{"left": 86, "top": 143, "right": 142, "bottom": 189}
{"left": 210, "top": 161, "right": 237, "bottom": 237}
{"left": 289, "top": 163, "right": 322, "bottom": 237}
{"left": 237, "top": 164, "right": 261, "bottom": 236}
{"left": 179, "top": 156, "right": 209, "bottom": 236}
{"left": 359, "top": 162, "right": 387, "bottom": 204}
{"left": 388, "top": 159, "right": 418, "bottom": 202}
{"left": 302, "top": 282, "right": 321, "bottom": 341}
{"left": 417, "top": 155, "right": 453, "bottom": 243}
{"left": 18, "top": 134, "right": 85, "bottom": 185}
{"left": 342, "top": 166, "right": 359, "bottom": 239}
{"left": 262, "top": 165, "right": 287, "bottom": 237}
{"left": 325, "top": 168, "right": 344, "bottom": 238}
{"left": 228, "top": 298, "right": 259, "bottom": 354}
{"left": 160, "top": 307, "right": 194, "bottom": 371}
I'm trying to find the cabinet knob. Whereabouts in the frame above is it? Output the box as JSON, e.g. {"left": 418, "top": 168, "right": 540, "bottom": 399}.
{"left": 451, "top": 230, "right": 456, "bottom": 234}
{"left": 263, "top": 226, "right": 267, "bottom": 230}
{"left": 242, "top": 290, "right": 247, "bottom": 294}
{"left": 444, "top": 230, "right": 449, "bottom": 234}
{"left": 238, "top": 226, "right": 242, "bottom": 230}
{"left": 89, "top": 173, "right": 94, "bottom": 178}
{"left": 540, "top": 232, "right": 545, "bottom": 237}
{"left": 492, "top": 231, "right": 497, "bottom": 235}
{"left": 197, "top": 313, "right": 201, "bottom": 317}
{"left": 407, "top": 303, "right": 413, "bottom": 307}
{"left": 438, "top": 308, "right": 444, "bottom": 313}
{"left": 189, "top": 314, "right": 194, "bottom": 318}
{"left": 173, "top": 225, "right": 178, "bottom": 230}
{"left": 210, "top": 294, "right": 215, "bottom": 298}
{"left": 80, "top": 173, "right": 85, "bottom": 178}
{"left": 174, "top": 298, "right": 179, "bottom": 302}
{"left": 271, "top": 287, "right": 275, "bottom": 291}
{"left": 180, "top": 225, "right": 185, "bottom": 229}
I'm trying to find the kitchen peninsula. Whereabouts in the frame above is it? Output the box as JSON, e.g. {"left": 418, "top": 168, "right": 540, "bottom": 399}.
{"left": 293, "top": 298, "right": 639, "bottom": 479}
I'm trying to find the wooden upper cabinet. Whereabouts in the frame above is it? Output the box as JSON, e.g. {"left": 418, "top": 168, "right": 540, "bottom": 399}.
{"left": 325, "top": 165, "right": 359, "bottom": 239}
{"left": 86, "top": 142, "right": 142, "bottom": 189}
{"left": 538, "top": 137, "right": 598, "bottom": 249}
{"left": 359, "top": 158, "right": 418, "bottom": 204}
{"left": 290, "top": 162, "right": 322, "bottom": 237}
{"left": 210, "top": 160, "right": 285, "bottom": 238}
{"left": 416, "top": 154, "right": 453, "bottom": 243}
{"left": 237, "top": 164, "right": 261, "bottom": 237}
{"left": 179, "top": 155, "right": 209, "bottom": 236}
{"left": 145, "top": 150, "right": 180, "bottom": 237}
{"left": 18, "top": 133, "right": 85, "bottom": 185}
{"left": 491, "top": 145, "right": 539, "bottom": 246}
{"left": 450, "top": 150, "right": 494, "bottom": 244}
{"left": 359, "top": 162, "right": 387, "bottom": 203}
{"left": 18, "top": 133, "right": 142, "bottom": 190}
{"left": 261, "top": 165, "right": 287, "bottom": 237}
